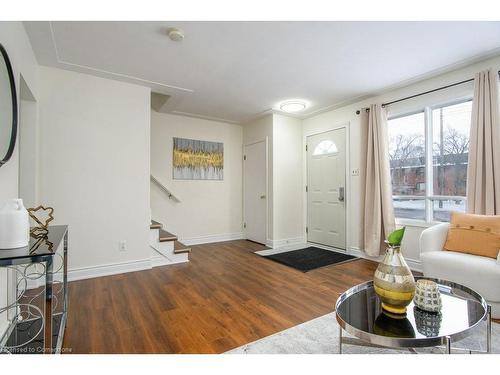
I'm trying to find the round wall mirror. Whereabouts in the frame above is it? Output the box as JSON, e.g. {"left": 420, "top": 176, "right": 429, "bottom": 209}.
{"left": 0, "top": 43, "right": 17, "bottom": 168}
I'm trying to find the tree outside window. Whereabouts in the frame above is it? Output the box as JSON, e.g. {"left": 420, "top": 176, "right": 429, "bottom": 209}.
{"left": 388, "top": 100, "right": 472, "bottom": 222}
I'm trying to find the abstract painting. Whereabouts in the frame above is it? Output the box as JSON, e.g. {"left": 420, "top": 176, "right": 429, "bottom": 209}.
{"left": 173, "top": 137, "right": 224, "bottom": 180}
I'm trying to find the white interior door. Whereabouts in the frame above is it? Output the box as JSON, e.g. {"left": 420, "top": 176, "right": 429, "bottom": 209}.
{"left": 307, "top": 128, "right": 346, "bottom": 249}
{"left": 244, "top": 141, "right": 267, "bottom": 244}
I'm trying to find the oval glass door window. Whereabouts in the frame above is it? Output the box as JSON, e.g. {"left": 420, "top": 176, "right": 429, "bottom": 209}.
{"left": 313, "top": 140, "right": 338, "bottom": 155}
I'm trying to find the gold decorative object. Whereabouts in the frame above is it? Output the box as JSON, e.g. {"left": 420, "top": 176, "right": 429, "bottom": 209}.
{"left": 30, "top": 236, "right": 54, "bottom": 253}
{"left": 373, "top": 228, "right": 416, "bottom": 315}
{"left": 27, "top": 205, "right": 54, "bottom": 236}
{"left": 373, "top": 311, "right": 415, "bottom": 338}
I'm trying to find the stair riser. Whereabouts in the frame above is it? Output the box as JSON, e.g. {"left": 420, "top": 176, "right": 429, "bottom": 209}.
{"left": 149, "top": 228, "right": 160, "bottom": 245}
{"left": 152, "top": 256, "right": 188, "bottom": 267}
{"left": 150, "top": 241, "right": 175, "bottom": 257}
{"left": 150, "top": 248, "right": 188, "bottom": 266}
{"left": 149, "top": 221, "right": 189, "bottom": 266}
{"left": 166, "top": 253, "right": 189, "bottom": 264}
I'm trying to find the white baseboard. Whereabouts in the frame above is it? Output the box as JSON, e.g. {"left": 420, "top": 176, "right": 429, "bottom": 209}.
{"left": 68, "top": 258, "right": 152, "bottom": 282}
{"left": 69, "top": 253, "right": 192, "bottom": 281}
{"left": 67, "top": 233, "right": 244, "bottom": 282}
{"left": 256, "top": 242, "right": 423, "bottom": 273}
{"left": 346, "top": 246, "right": 381, "bottom": 261}
{"left": 265, "top": 236, "right": 306, "bottom": 249}
{"left": 347, "top": 246, "right": 422, "bottom": 272}
{"left": 46, "top": 241, "right": 422, "bottom": 283}
{"left": 307, "top": 242, "right": 348, "bottom": 252}
{"left": 181, "top": 232, "right": 244, "bottom": 246}
{"left": 151, "top": 255, "right": 172, "bottom": 268}
{"left": 151, "top": 255, "right": 188, "bottom": 267}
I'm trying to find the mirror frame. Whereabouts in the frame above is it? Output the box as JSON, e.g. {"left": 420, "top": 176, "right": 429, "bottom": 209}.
{"left": 0, "top": 43, "right": 18, "bottom": 168}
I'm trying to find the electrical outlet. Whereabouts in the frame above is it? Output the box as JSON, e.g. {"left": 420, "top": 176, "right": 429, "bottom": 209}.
{"left": 119, "top": 241, "right": 127, "bottom": 252}
{"left": 351, "top": 168, "right": 360, "bottom": 176}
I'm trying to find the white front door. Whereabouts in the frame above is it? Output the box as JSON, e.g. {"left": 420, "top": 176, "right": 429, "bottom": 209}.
{"left": 244, "top": 141, "right": 267, "bottom": 244}
{"left": 307, "top": 128, "right": 346, "bottom": 249}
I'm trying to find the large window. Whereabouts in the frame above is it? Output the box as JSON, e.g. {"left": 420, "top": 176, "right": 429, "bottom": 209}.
{"left": 388, "top": 100, "right": 472, "bottom": 222}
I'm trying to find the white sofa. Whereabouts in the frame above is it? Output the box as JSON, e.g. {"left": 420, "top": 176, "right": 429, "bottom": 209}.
{"left": 420, "top": 222, "right": 500, "bottom": 319}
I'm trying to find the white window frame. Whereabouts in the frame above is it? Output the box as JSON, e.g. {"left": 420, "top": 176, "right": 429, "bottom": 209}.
{"left": 389, "top": 98, "right": 472, "bottom": 226}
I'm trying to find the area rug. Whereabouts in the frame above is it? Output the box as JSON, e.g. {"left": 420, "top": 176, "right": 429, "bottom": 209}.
{"left": 226, "top": 312, "right": 500, "bottom": 354}
{"left": 258, "top": 247, "right": 357, "bottom": 272}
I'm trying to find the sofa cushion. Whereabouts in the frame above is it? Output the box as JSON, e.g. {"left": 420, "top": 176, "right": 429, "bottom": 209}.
{"left": 443, "top": 212, "right": 500, "bottom": 259}
{"left": 421, "top": 250, "right": 500, "bottom": 302}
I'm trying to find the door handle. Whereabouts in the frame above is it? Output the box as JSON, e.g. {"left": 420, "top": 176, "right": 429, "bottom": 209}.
{"left": 338, "top": 187, "right": 344, "bottom": 202}
{"left": 260, "top": 195, "right": 266, "bottom": 199}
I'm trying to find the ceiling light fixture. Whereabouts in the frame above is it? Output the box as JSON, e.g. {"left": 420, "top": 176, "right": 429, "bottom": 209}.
{"left": 167, "top": 27, "right": 184, "bottom": 42}
{"left": 279, "top": 100, "right": 307, "bottom": 113}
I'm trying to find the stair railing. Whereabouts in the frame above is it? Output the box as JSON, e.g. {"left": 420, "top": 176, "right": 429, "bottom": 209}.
{"left": 150, "top": 174, "right": 181, "bottom": 202}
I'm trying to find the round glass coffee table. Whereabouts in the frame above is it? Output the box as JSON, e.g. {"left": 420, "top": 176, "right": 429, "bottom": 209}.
{"left": 335, "top": 277, "right": 491, "bottom": 354}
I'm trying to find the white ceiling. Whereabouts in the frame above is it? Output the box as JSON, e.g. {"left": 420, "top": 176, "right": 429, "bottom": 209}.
{"left": 24, "top": 21, "right": 500, "bottom": 124}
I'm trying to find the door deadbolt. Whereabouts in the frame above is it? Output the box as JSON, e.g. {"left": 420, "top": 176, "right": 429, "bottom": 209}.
{"left": 338, "top": 187, "right": 345, "bottom": 202}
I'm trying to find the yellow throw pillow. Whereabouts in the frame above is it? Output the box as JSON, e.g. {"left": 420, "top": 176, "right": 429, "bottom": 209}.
{"left": 444, "top": 212, "right": 500, "bottom": 259}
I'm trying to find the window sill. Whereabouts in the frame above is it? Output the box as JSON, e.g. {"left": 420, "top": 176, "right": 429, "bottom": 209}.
{"left": 395, "top": 218, "right": 442, "bottom": 228}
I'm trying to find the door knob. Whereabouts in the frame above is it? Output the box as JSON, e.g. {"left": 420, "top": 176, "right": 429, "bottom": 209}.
{"left": 260, "top": 195, "right": 266, "bottom": 199}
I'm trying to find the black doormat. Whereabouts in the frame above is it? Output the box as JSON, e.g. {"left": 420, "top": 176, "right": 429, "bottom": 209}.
{"left": 260, "top": 247, "right": 357, "bottom": 272}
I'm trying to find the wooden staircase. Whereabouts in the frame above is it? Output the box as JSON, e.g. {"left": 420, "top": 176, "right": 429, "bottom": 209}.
{"left": 150, "top": 220, "right": 190, "bottom": 265}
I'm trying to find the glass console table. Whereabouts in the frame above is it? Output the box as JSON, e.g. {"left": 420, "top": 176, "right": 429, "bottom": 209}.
{"left": 335, "top": 277, "right": 491, "bottom": 354}
{"left": 0, "top": 225, "right": 68, "bottom": 354}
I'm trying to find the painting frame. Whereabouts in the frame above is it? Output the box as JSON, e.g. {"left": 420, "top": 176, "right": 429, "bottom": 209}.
{"left": 172, "top": 137, "right": 224, "bottom": 180}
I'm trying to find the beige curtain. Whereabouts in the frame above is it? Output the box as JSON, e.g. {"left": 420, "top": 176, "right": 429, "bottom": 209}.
{"left": 466, "top": 69, "right": 500, "bottom": 215}
{"left": 363, "top": 104, "right": 395, "bottom": 256}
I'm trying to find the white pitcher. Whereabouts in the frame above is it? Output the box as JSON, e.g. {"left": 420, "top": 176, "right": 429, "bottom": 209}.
{"left": 0, "top": 199, "right": 30, "bottom": 249}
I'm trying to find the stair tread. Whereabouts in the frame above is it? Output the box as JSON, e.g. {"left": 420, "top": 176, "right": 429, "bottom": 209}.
{"left": 174, "top": 240, "right": 191, "bottom": 254}
{"left": 150, "top": 220, "right": 162, "bottom": 229}
{"left": 159, "top": 228, "right": 177, "bottom": 242}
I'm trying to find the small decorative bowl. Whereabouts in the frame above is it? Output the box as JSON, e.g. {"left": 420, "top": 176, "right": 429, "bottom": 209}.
{"left": 413, "top": 279, "right": 442, "bottom": 313}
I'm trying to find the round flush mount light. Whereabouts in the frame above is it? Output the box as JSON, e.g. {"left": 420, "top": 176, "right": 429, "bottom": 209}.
{"left": 167, "top": 27, "right": 184, "bottom": 42}
{"left": 279, "top": 100, "right": 307, "bottom": 113}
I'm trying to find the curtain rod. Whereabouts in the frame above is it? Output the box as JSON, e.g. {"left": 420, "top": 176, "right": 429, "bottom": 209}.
{"left": 356, "top": 70, "right": 500, "bottom": 115}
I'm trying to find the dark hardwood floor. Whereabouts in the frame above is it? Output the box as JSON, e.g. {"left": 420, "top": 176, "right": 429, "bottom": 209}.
{"left": 63, "top": 240, "right": 378, "bottom": 353}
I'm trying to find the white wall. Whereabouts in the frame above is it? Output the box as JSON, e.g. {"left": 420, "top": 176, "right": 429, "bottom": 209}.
{"left": 243, "top": 114, "right": 274, "bottom": 241}
{"left": 19, "top": 79, "right": 39, "bottom": 209}
{"left": 0, "top": 21, "right": 39, "bottom": 342}
{"left": 302, "top": 105, "right": 366, "bottom": 255}
{"left": 0, "top": 22, "right": 39, "bottom": 209}
{"left": 272, "top": 114, "right": 304, "bottom": 244}
{"left": 151, "top": 112, "right": 243, "bottom": 243}
{"left": 37, "top": 66, "right": 151, "bottom": 273}
{"left": 302, "top": 54, "right": 500, "bottom": 268}
{"left": 242, "top": 113, "right": 304, "bottom": 245}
